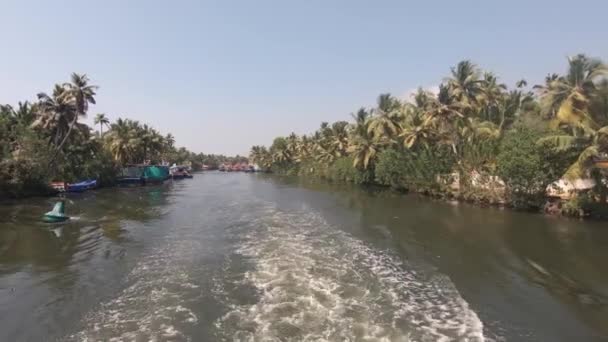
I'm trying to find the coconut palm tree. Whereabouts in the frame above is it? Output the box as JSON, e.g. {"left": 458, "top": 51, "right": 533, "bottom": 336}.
{"left": 367, "top": 94, "right": 402, "bottom": 139}
{"left": 54, "top": 73, "right": 97, "bottom": 154}
{"left": 106, "top": 118, "right": 137, "bottom": 165}
{"left": 411, "top": 88, "right": 435, "bottom": 112}
{"left": 422, "top": 84, "right": 469, "bottom": 154}
{"left": 2, "top": 101, "right": 37, "bottom": 126}
{"left": 330, "top": 121, "right": 349, "bottom": 156}
{"left": 399, "top": 109, "right": 436, "bottom": 148}
{"left": 348, "top": 130, "right": 385, "bottom": 170}
{"left": 477, "top": 72, "right": 507, "bottom": 123}
{"left": 534, "top": 54, "right": 608, "bottom": 130}
{"left": 33, "top": 84, "right": 77, "bottom": 148}
{"left": 535, "top": 55, "right": 608, "bottom": 180}
{"left": 446, "top": 60, "right": 484, "bottom": 109}
{"left": 165, "top": 133, "right": 175, "bottom": 148}
{"left": 94, "top": 113, "right": 110, "bottom": 135}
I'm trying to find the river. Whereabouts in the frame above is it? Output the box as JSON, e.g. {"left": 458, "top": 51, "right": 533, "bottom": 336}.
{"left": 1, "top": 172, "right": 607, "bottom": 341}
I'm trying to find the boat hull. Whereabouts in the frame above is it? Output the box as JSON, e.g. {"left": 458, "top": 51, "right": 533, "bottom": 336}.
{"left": 67, "top": 179, "right": 97, "bottom": 193}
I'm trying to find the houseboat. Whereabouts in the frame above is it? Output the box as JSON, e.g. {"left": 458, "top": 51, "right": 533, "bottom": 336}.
{"left": 117, "top": 165, "right": 170, "bottom": 186}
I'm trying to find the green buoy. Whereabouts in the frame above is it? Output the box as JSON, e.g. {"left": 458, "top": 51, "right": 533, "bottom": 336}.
{"left": 43, "top": 201, "right": 70, "bottom": 223}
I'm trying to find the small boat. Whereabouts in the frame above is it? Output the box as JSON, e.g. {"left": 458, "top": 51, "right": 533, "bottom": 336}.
{"left": 66, "top": 179, "right": 97, "bottom": 193}
{"left": 43, "top": 201, "right": 70, "bottom": 223}
{"left": 170, "top": 165, "right": 193, "bottom": 179}
{"left": 50, "top": 181, "right": 67, "bottom": 192}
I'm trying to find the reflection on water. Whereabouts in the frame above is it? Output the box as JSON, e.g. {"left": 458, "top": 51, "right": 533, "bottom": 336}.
{"left": 0, "top": 174, "right": 607, "bottom": 341}
{"left": 0, "top": 186, "right": 172, "bottom": 341}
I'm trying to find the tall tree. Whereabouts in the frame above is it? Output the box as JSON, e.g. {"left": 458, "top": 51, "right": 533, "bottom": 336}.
{"left": 33, "top": 84, "right": 77, "bottom": 148}
{"left": 55, "top": 73, "right": 97, "bottom": 154}
{"left": 534, "top": 54, "right": 608, "bottom": 131}
{"left": 94, "top": 113, "right": 109, "bottom": 135}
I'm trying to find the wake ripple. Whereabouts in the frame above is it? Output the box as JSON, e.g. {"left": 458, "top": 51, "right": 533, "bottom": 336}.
{"left": 216, "top": 204, "right": 485, "bottom": 341}
{"left": 66, "top": 239, "right": 201, "bottom": 342}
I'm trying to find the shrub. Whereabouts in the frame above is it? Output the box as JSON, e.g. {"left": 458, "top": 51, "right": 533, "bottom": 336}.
{"left": 327, "top": 157, "right": 373, "bottom": 184}
{"left": 375, "top": 148, "right": 409, "bottom": 190}
{"left": 0, "top": 158, "right": 51, "bottom": 198}
{"left": 496, "top": 127, "right": 570, "bottom": 209}
{"left": 375, "top": 146, "right": 455, "bottom": 194}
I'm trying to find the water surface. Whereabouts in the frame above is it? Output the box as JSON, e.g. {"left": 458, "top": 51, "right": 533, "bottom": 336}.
{"left": 1, "top": 173, "right": 607, "bottom": 341}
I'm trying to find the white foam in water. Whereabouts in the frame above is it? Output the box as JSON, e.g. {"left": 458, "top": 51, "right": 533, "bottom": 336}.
{"left": 67, "top": 240, "right": 200, "bottom": 341}
{"left": 216, "top": 204, "right": 486, "bottom": 342}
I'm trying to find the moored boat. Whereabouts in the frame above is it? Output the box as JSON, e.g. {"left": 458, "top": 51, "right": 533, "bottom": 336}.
{"left": 117, "top": 165, "right": 170, "bottom": 186}
{"left": 170, "top": 165, "right": 193, "bottom": 179}
{"left": 50, "top": 181, "right": 67, "bottom": 192}
{"left": 144, "top": 165, "right": 170, "bottom": 184}
{"left": 66, "top": 179, "right": 97, "bottom": 193}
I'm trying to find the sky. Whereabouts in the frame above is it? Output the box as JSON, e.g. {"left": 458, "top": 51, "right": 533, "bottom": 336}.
{"left": 1, "top": 0, "right": 607, "bottom": 156}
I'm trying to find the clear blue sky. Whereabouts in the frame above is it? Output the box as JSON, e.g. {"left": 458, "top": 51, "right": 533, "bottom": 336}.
{"left": 1, "top": 0, "right": 606, "bottom": 155}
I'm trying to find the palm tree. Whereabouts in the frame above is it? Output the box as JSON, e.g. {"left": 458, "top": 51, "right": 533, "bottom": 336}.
{"left": 55, "top": 73, "right": 97, "bottom": 154}
{"left": 446, "top": 60, "right": 484, "bottom": 109}
{"left": 347, "top": 110, "right": 388, "bottom": 169}
{"left": 399, "top": 109, "right": 436, "bottom": 148}
{"left": 4, "top": 101, "right": 36, "bottom": 126}
{"left": 165, "top": 133, "right": 175, "bottom": 148}
{"left": 535, "top": 55, "right": 608, "bottom": 180}
{"left": 348, "top": 129, "right": 385, "bottom": 170}
{"left": 539, "top": 126, "right": 608, "bottom": 180}
{"left": 367, "top": 94, "right": 402, "bottom": 139}
{"left": 477, "top": 72, "right": 507, "bottom": 123}
{"left": 33, "top": 84, "right": 77, "bottom": 147}
{"left": 411, "top": 88, "right": 435, "bottom": 111}
{"left": 106, "top": 118, "right": 137, "bottom": 165}
{"left": 94, "top": 113, "right": 109, "bottom": 135}
{"left": 329, "top": 121, "right": 349, "bottom": 156}
{"left": 422, "top": 84, "right": 469, "bottom": 154}
{"left": 534, "top": 54, "right": 608, "bottom": 130}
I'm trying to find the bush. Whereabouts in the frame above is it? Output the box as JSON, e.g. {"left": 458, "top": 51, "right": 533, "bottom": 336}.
{"left": 0, "top": 158, "right": 51, "bottom": 198}
{"left": 375, "top": 148, "right": 409, "bottom": 190}
{"left": 375, "top": 146, "right": 455, "bottom": 194}
{"left": 327, "top": 157, "right": 373, "bottom": 184}
{"left": 496, "top": 127, "right": 570, "bottom": 209}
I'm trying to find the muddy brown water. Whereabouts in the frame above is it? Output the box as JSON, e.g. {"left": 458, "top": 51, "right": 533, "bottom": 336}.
{"left": 1, "top": 172, "right": 607, "bottom": 341}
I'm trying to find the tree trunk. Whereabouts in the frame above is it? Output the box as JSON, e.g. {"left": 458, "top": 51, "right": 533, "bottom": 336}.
{"left": 48, "top": 113, "right": 79, "bottom": 169}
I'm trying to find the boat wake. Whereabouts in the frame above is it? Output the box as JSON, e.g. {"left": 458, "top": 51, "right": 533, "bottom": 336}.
{"left": 215, "top": 204, "right": 486, "bottom": 341}
{"left": 66, "top": 238, "right": 201, "bottom": 341}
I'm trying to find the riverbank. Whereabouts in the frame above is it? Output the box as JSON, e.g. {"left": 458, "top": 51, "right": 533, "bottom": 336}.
{"left": 250, "top": 56, "right": 608, "bottom": 220}
{"left": 1, "top": 74, "right": 249, "bottom": 202}
{"left": 264, "top": 165, "right": 608, "bottom": 221}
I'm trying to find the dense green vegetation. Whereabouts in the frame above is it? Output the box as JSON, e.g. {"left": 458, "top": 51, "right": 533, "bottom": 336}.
{"left": 250, "top": 55, "right": 608, "bottom": 217}
{"left": 0, "top": 74, "right": 243, "bottom": 199}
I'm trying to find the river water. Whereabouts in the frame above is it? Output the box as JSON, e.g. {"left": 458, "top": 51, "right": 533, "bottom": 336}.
{"left": 1, "top": 172, "right": 607, "bottom": 341}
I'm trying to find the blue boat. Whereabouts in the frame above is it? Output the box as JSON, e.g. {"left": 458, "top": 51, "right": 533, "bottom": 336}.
{"left": 66, "top": 179, "right": 97, "bottom": 193}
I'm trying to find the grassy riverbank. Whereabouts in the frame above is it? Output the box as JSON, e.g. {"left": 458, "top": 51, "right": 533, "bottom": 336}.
{"left": 0, "top": 74, "right": 246, "bottom": 199}
{"left": 250, "top": 55, "right": 608, "bottom": 218}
